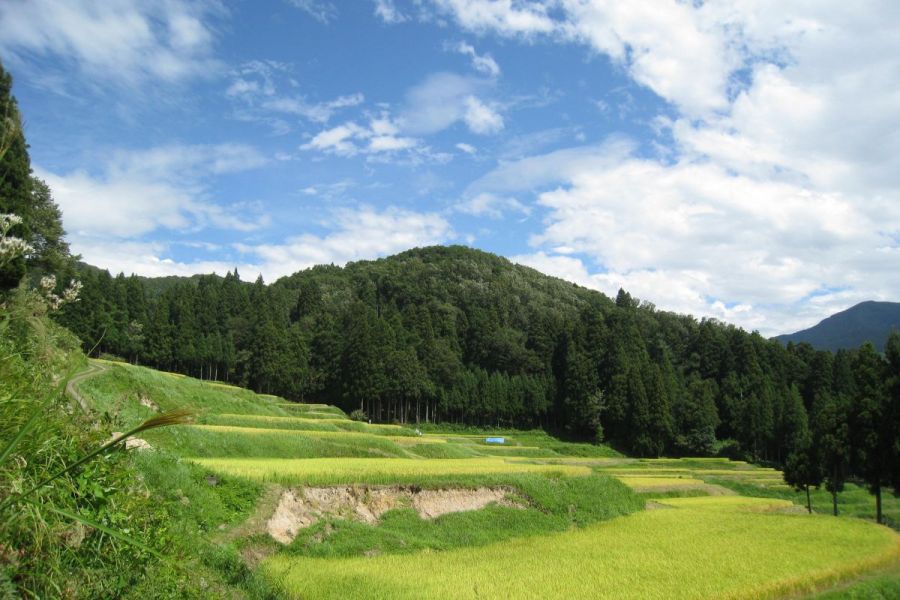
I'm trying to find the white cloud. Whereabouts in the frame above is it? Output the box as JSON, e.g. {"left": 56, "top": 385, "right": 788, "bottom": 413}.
{"left": 434, "top": 1, "right": 900, "bottom": 334}
{"left": 0, "top": 0, "right": 224, "bottom": 85}
{"left": 301, "top": 117, "right": 419, "bottom": 156}
{"left": 456, "top": 193, "right": 529, "bottom": 219}
{"left": 301, "top": 122, "right": 366, "bottom": 156}
{"left": 36, "top": 144, "right": 269, "bottom": 240}
{"left": 373, "top": 0, "right": 408, "bottom": 23}
{"left": 287, "top": 0, "right": 338, "bottom": 24}
{"left": 247, "top": 206, "right": 454, "bottom": 279}
{"left": 463, "top": 96, "right": 504, "bottom": 134}
{"left": 483, "top": 144, "right": 899, "bottom": 335}
{"left": 456, "top": 142, "right": 476, "bottom": 154}
{"left": 70, "top": 238, "right": 263, "bottom": 280}
{"left": 400, "top": 72, "right": 503, "bottom": 135}
{"left": 429, "top": 0, "right": 555, "bottom": 36}
{"left": 449, "top": 41, "right": 501, "bottom": 77}
{"left": 557, "top": 0, "right": 736, "bottom": 116}
{"left": 99, "top": 206, "right": 447, "bottom": 283}
{"left": 262, "top": 92, "right": 365, "bottom": 123}
{"left": 226, "top": 61, "right": 364, "bottom": 127}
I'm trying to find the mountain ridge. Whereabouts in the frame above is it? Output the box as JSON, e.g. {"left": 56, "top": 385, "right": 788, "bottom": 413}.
{"left": 775, "top": 300, "right": 900, "bottom": 352}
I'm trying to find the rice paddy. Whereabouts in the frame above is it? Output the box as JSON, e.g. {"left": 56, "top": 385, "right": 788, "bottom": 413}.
{"left": 191, "top": 457, "right": 592, "bottom": 485}
{"left": 78, "top": 360, "right": 900, "bottom": 599}
{"left": 264, "top": 499, "right": 900, "bottom": 600}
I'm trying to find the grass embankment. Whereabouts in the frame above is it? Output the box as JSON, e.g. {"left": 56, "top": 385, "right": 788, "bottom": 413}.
{"left": 265, "top": 497, "right": 900, "bottom": 600}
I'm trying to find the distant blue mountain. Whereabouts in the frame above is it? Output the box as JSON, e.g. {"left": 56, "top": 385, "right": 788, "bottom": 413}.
{"left": 775, "top": 301, "right": 900, "bottom": 352}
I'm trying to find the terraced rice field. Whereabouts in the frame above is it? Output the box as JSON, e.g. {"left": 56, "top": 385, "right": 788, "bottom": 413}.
{"left": 79, "top": 360, "right": 900, "bottom": 599}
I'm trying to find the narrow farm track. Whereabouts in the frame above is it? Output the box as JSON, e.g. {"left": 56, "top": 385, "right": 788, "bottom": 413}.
{"left": 65, "top": 360, "right": 108, "bottom": 413}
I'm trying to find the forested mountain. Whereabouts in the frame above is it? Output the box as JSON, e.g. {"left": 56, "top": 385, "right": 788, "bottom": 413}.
{"left": 53, "top": 244, "right": 893, "bottom": 472}
{"left": 776, "top": 301, "right": 900, "bottom": 352}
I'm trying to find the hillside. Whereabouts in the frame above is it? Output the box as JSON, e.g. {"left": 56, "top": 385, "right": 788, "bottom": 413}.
{"left": 776, "top": 301, "right": 900, "bottom": 352}
{"left": 63, "top": 359, "right": 900, "bottom": 598}
{"left": 50, "top": 245, "right": 892, "bottom": 466}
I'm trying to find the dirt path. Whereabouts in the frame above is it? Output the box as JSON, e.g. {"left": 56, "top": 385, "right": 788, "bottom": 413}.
{"left": 66, "top": 360, "right": 108, "bottom": 414}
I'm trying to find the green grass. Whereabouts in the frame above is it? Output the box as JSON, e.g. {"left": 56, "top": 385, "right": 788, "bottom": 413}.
{"left": 264, "top": 498, "right": 900, "bottom": 599}
{"left": 206, "top": 413, "right": 418, "bottom": 436}
{"left": 193, "top": 424, "right": 446, "bottom": 444}
{"left": 703, "top": 478, "right": 900, "bottom": 528}
{"left": 80, "top": 361, "right": 291, "bottom": 424}
{"left": 809, "top": 565, "right": 900, "bottom": 599}
{"left": 147, "top": 425, "right": 414, "bottom": 459}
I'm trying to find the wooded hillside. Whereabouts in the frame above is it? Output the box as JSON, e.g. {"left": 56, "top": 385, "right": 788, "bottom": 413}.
{"left": 55, "top": 245, "right": 895, "bottom": 472}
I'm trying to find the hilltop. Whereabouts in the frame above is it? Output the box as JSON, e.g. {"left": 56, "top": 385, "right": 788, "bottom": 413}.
{"left": 776, "top": 301, "right": 900, "bottom": 352}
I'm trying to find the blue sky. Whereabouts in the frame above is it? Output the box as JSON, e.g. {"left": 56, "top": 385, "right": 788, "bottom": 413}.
{"left": 2, "top": 1, "right": 899, "bottom": 336}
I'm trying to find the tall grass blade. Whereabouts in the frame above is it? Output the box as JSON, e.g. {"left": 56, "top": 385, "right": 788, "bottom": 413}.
{"left": 0, "top": 408, "right": 193, "bottom": 512}
{"left": 0, "top": 407, "right": 39, "bottom": 467}
{"left": 37, "top": 501, "right": 164, "bottom": 560}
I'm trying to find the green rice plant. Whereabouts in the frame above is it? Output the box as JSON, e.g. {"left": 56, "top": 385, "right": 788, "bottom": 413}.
{"left": 653, "top": 496, "right": 794, "bottom": 510}
{"left": 192, "top": 457, "right": 592, "bottom": 486}
{"left": 615, "top": 476, "right": 705, "bottom": 490}
{"left": 263, "top": 495, "right": 900, "bottom": 599}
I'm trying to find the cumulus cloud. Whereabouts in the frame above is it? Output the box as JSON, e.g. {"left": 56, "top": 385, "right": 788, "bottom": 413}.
{"left": 62, "top": 204, "right": 451, "bottom": 282}
{"left": 246, "top": 206, "right": 454, "bottom": 279}
{"left": 0, "top": 0, "right": 224, "bottom": 86}
{"left": 301, "top": 116, "right": 419, "bottom": 157}
{"left": 434, "top": 1, "right": 900, "bottom": 334}
{"left": 463, "top": 96, "right": 504, "bottom": 133}
{"left": 488, "top": 141, "right": 899, "bottom": 335}
{"left": 428, "top": 0, "right": 555, "bottom": 36}
{"left": 36, "top": 144, "right": 269, "bottom": 240}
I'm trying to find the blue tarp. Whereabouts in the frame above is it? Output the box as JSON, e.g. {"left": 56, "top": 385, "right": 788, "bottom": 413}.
{"left": 485, "top": 437, "right": 505, "bottom": 444}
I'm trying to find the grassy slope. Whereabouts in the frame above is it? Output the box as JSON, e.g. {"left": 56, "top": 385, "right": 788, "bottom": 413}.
{"left": 76, "top": 360, "right": 900, "bottom": 600}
